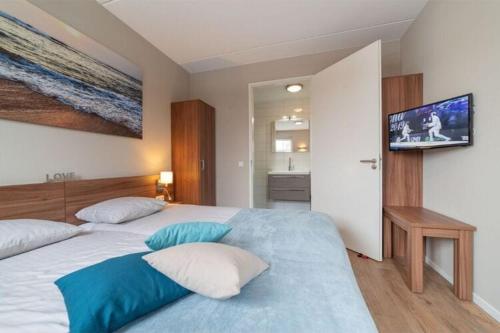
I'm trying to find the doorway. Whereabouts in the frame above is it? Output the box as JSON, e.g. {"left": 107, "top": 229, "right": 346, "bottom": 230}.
{"left": 248, "top": 41, "right": 383, "bottom": 261}
{"left": 249, "top": 76, "right": 312, "bottom": 210}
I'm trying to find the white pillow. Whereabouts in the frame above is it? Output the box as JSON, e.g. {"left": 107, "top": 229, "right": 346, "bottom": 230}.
{"left": 76, "top": 197, "right": 165, "bottom": 224}
{"left": 0, "top": 219, "right": 81, "bottom": 259}
{"left": 143, "top": 242, "right": 269, "bottom": 300}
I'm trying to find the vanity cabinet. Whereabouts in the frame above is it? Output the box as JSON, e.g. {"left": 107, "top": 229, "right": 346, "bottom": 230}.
{"left": 268, "top": 174, "right": 310, "bottom": 201}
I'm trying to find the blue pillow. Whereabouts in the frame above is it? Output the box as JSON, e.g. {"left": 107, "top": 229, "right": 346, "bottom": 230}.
{"left": 145, "top": 222, "right": 232, "bottom": 251}
{"left": 55, "top": 252, "right": 189, "bottom": 333}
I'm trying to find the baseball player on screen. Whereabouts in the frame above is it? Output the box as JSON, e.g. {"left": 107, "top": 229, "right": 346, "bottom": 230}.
{"left": 400, "top": 122, "right": 412, "bottom": 142}
{"left": 427, "top": 111, "right": 451, "bottom": 141}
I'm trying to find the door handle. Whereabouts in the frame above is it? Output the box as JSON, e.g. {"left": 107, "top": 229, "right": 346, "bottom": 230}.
{"left": 360, "top": 158, "right": 377, "bottom": 169}
{"left": 201, "top": 159, "right": 205, "bottom": 171}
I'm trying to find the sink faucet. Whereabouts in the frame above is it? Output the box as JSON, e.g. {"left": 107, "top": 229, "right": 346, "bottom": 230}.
{"left": 288, "top": 157, "right": 294, "bottom": 171}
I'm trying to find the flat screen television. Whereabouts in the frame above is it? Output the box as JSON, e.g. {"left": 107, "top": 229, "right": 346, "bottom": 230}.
{"left": 389, "top": 94, "right": 473, "bottom": 151}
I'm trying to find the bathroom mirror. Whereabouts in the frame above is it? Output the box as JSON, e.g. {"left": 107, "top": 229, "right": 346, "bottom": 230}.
{"left": 271, "top": 119, "right": 310, "bottom": 153}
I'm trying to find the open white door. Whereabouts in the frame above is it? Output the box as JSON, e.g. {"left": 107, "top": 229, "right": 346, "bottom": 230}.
{"left": 311, "top": 40, "right": 382, "bottom": 261}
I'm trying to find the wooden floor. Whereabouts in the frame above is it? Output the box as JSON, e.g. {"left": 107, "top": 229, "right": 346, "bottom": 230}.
{"left": 348, "top": 251, "right": 499, "bottom": 333}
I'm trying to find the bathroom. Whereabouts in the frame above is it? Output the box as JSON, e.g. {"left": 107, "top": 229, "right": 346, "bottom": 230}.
{"left": 251, "top": 78, "right": 311, "bottom": 210}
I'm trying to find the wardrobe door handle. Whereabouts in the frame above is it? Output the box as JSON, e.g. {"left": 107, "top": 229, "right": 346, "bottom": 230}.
{"left": 201, "top": 159, "right": 205, "bottom": 171}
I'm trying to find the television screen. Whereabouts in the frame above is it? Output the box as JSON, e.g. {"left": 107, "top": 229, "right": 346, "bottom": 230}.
{"left": 389, "top": 94, "right": 473, "bottom": 151}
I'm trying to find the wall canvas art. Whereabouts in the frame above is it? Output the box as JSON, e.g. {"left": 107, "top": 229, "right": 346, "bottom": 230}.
{"left": 0, "top": 1, "right": 143, "bottom": 138}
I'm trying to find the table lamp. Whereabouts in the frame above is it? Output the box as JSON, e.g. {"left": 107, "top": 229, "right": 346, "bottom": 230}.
{"left": 159, "top": 171, "right": 173, "bottom": 201}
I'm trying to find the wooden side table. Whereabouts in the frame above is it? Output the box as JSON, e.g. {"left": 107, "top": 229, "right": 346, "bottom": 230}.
{"left": 383, "top": 206, "right": 476, "bottom": 301}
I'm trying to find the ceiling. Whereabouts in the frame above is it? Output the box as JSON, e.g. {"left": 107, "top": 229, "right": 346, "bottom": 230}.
{"left": 98, "top": 0, "right": 427, "bottom": 73}
{"left": 253, "top": 79, "right": 310, "bottom": 105}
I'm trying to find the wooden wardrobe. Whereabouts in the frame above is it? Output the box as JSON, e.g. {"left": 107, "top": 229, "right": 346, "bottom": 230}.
{"left": 171, "top": 100, "right": 216, "bottom": 205}
{"left": 381, "top": 73, "right": 423, "bottom": 262}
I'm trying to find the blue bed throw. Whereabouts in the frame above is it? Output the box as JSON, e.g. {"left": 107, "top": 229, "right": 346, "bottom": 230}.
{"left": 120, "top": 208, "right": 377, "bottom": 333}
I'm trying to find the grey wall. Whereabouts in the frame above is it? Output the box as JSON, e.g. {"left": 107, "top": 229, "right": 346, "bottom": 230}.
{"left": 0, "top": 0, "right": 189, "bottom": 185}
{"left": 401, "top": 0, "right": 500, "bottom": 318}
{"left": 190, "top": 41, "right": 400, "bottom": 207}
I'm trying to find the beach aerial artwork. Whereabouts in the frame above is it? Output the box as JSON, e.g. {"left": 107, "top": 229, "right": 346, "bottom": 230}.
{"left": 0, "top": 3, "right": 143, "bottom": 138}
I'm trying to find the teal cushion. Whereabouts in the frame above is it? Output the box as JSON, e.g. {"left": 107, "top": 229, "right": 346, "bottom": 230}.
{"left": 145, "top": 222, "right": 232, "bottom": 251}
{"left": 55, "top": 252, "right": 189, "bottom": 333}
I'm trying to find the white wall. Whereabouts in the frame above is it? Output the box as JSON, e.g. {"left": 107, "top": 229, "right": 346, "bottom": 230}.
{"left": 0, "top": 0, "right": 189, "bottom": 185}
{"left": 401, "top": 0, "right": 500, "bottom": 320}
{"left": 190, "top": 41, "right": 400, "bottom": 207}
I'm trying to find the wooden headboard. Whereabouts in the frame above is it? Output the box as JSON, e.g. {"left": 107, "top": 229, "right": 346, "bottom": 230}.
{"left": 0, "top": 182, "right": 66, "bottom": 221}
{"left": 0, "top": 175, "right": 159, "bottom": 225}
{"left": 65, "top": 175, "right": 159, "bottom": 225}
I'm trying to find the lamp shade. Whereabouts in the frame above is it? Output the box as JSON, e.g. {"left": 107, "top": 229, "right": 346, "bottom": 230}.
{"left": 160, "top": 171, "right": 173, "bottom": 184}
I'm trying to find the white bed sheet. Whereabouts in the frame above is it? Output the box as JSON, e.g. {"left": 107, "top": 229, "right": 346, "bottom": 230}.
{"left": 0, "top": 205, "right": 240, "bottom": 332}
{"left": 80, "top": 204, "right": 240, "bottom": 235}
{"left": 0, "top": 231, "right": 149, "bottom": 333}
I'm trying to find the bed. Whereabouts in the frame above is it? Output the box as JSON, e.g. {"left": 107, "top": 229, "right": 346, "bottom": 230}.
{"left": 0, "top": 176, "right": 377, "bottom": 333}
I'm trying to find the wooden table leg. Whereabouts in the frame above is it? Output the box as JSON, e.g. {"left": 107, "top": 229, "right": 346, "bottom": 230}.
{"left": 409, "top": 227, "right": 424, "bottom": 293}
{"left": 393, "top": 225, "right": 406, "bottom": 258}
{"left": 454, "top": 230, "right": 473, "bottom": 301}
{"left": 383, "top": 216, "right": 392, "bottom": 258}
{"left": 423, "top": 236, "right": 427, "bottom": 258}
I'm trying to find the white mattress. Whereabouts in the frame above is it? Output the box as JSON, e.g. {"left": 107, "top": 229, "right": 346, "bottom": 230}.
{"left": 80, "top": 204, "right": 241, "bottom": 235}
{"left": 0, "top": 230, "right": 149, "bottom": 333}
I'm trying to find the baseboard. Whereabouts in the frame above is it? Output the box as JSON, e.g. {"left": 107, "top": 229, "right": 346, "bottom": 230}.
{"left": 425, "top": 257, "right": 500, "bottom": 323}
{"left": 425, "top": 257, "right": 453, "bottom": 283}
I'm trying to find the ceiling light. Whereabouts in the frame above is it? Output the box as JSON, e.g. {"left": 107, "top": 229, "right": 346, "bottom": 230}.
{"left": 294, "top": 108, "right": 303, "bottom": 112}
{"left": 281, "top": 116, "right": 289, "bottom": 121}
{"left": 286, "top": 84, "right": 303, "bottom": 93}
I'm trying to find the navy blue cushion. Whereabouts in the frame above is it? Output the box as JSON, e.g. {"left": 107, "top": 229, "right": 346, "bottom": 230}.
{"left": 55, "top": 252, "right": 190, "bottom": 333}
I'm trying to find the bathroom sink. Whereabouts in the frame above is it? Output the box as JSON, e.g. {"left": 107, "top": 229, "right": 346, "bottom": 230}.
{"left": 267, "top": 171, "right": 310, "bottom": 175}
